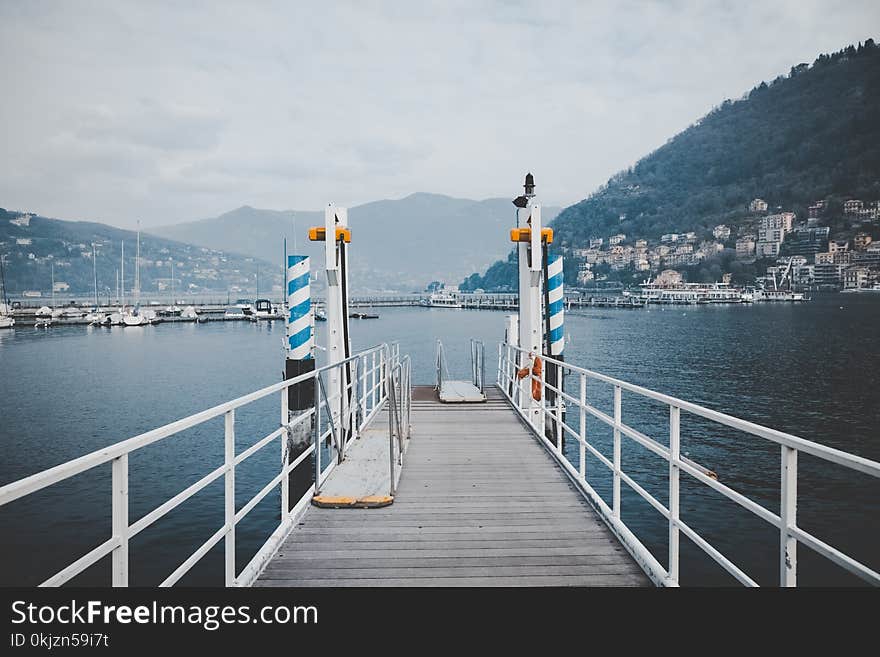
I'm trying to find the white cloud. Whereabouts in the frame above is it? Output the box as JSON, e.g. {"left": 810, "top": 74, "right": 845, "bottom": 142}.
{"left": 1, "top": 0, "right": 877, "bottom": 228}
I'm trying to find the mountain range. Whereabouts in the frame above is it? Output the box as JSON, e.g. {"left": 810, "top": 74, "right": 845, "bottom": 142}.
{"left": 0, "top": 208, "right": 277, "bottom": 301}
{"left": 153, "top": 194, "right": 560, "bottom": 292}
{"left": 1, "top": 194, "right": 561, "bottom": 298}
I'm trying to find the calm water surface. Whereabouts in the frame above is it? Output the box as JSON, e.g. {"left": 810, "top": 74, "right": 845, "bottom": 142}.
{"left": 1, "top": 294, "right": 877, "bottom": 586}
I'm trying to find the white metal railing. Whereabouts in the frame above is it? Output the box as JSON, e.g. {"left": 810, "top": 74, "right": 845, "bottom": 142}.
{"left": 435, "top": 340, "right": 446, "bottom": 390}
{"left": 436, "top": 339, "right": 485, "bottom": 393}
{"left": 470, "top": 339, "right": 485, "bottom": 393}
{"left": 498, "top": 342, "right": 880, "bottom": 587}
{"left": 386, "top": 347, "right": 412, "bottom": 495}
{"left": 0, "top": 343, "right": 398, "bottom": 587}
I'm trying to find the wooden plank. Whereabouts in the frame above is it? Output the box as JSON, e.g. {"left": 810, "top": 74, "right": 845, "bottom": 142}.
{"left": 275, "top": 539, "right": 627, "bottom": 561}
{"left": 255, "top": 574, "right": 648, "bottom": 587}
{"left": 259, "top": 564, "right": 642, "bottom": 579}
{"left": 267, "top": 553, "right": 631, "bottom": 567}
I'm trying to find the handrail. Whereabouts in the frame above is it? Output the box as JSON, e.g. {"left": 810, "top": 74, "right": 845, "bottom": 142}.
{"left": 387, "top": 349, "right": 411, "bottom": 495}
{"left": 498, "top": 341, "right": 880, "bottom": 587}
{"left": 470, "top": 339, "right": 485, "bottom": 393}
{"left": 0, "top": 343, "right": 396, "bottom": 587}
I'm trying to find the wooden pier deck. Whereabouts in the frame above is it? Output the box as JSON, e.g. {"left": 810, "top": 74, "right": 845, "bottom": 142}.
{"left": 256, "top": 386, "right": 649, "bottom": 587}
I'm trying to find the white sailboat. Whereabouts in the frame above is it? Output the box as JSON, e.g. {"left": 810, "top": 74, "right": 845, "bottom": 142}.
{"left": 164, "top": 258, "right": 182, "bottom": 316}
{"left": 84, "top": 242, "right": 107, "bottom": 325}
{"left": 0, "top": 253, "right": 14, "bottom": 328}
{"left": 122, "top": 229, "right": 146, "bottom": 327}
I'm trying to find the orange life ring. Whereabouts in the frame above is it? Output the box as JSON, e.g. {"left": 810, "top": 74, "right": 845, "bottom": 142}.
{"left": 516, "top": 355, "right": 543, "bottom": 401}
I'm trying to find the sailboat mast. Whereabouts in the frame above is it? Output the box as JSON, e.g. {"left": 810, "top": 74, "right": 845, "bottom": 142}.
{"left": 92, "top": 243, "right": 98, "bottom": 308}
{"left": 135, "top": 221, "right": 140, "bottom": 305}
{"left": 121, "top": 241, "right": 125, "bottom": 310}
{"left": 170, "top": 258, "right": 174, "bottom": 306}
{"left": 51, "top": 262, "right": 55, "bottom": 309}
{"left": 0, "top": 253, "right": 8, "bottom": 309}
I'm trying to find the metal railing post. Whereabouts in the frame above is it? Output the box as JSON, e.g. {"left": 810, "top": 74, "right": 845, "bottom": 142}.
{"left": 613, "top": 385, "right": 622, "bottom": 518}
{"left": 350, "top": 357, "right": 359, "bottom": 443}
{"left": 579, "top": 373, "right": 586, "bottom": 481}
{"left": 406, "top": 359, "right": 412, "bottom": 439}
{"left": 497, "top": 343, "right": 502, "bottom": 388}
{"left": 481, "top": 342, "right": 485, "bottom": 393}
{"left": 314, "top": 375, "right": 321, "bottom": 493}
{"left": 111, "top": 454, "right": 129, "bottom": 587}
{"left": 388, "top": 363, "right": 396, "bottom": 496}
{"left": 555, "top": 365, "right": 563, "bottom": 451}
{"left": 539, "top": 360, "right": 547, "bottom": 437}
{"left": 360, "top": 355, "right": 367, "bottom": 429}
{"left": 224, "top": 409, "right": 236, "bottom": 586}
{"left": 669, "top": 405, "right": 681, "bottom": 584}
{"left": 280, "top": 389, "right": 289, "bottom": 517}
{"left": 780, "top": 445, "right": 798, "bottom": 586}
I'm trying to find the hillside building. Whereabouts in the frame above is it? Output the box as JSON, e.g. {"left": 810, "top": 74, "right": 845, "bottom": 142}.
{"left": 813, "top": 263, "right": 844, "bottom": 288}
{"left": 713, "top": 225, "right": 731, "bottom": 240}
{"left": 756, "top": 212, "right": 794, "bottom": 258}
{"left": 749, "top": 198, "right": 768, "bottom": 213}
{"left": 736, "top": 237, "right": 756, "bottom": 259}
{"left": 844, "top": 200, "right": 863, "bottom": 214}
{"left": 781, "top": 226, "right": 830, "bottom": 260}
{"left": 816, "top": 250, "right": 852, "bottom": 266}
{"left": 854, "top": 233, "right": 873, "bottom": 251}
{"left": 843, "top": 266, "right": 870, "bottom": 289}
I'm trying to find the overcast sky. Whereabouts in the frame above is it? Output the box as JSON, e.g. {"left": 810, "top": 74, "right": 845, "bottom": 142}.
{"left": 1, "top": 1, "right": 877, "bottom": 229}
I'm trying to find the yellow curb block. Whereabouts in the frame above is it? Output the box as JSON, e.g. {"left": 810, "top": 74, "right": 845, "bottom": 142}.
{"left": 311, "top": 495, "right": 394, "bottom": 509}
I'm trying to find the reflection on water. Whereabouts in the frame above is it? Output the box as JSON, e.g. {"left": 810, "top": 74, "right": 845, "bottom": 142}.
{"left": 0, "top": 295, "right": 878, "bottom": 586}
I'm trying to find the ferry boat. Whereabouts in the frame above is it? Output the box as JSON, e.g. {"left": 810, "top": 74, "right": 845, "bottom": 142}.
{"left": 760, "top": 289, "right": 807, "bottom": 302}
{"left": 639, "top": 281, "right": 743, "bottom": 304}
{"left": 424, "top": 291, "right": 462, "bottom": 308}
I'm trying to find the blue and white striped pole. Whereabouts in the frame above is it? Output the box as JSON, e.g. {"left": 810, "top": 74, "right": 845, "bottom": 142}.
{"left": 547, "top": 254, "right": 564, "bottom": 357}
{"left": 284, "top": 253, "right": 316, "bottom": 511}
{"left": 286, "top": 255, "right": 313, "bottom": 360}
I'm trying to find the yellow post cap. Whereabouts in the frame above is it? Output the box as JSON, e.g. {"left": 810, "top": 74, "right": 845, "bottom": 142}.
{"left": 509, "top": 227, "right": 553, "bottom": 244}
{"left": 308, "top": 227, "right": 352, "bottom": 242}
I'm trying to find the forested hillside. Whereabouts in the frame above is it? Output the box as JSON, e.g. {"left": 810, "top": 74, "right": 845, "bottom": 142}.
{"left": 463, "top": 40, "right": 880, "bottom": 290}
{"left": 0, "top": 208, "right": 277, "bottom": 299}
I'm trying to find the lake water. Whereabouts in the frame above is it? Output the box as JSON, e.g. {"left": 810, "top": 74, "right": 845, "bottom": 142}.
{"left": 1, "top": 295, "right": 878, "bottom": 586}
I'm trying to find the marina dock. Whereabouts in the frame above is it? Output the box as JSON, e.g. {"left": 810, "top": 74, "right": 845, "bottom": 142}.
{"left": 256, "top": 387, "right": 648, "bottom": 587}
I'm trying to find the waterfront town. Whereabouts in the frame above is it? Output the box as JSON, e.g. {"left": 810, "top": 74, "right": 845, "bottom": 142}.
{"left": 567, "top": 197, "right": 880, "bottom": 292}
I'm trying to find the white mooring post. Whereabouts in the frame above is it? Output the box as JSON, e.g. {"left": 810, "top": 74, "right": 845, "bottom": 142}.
{"left": 514, "top": 176, "right": 543, "bottom": 429}
{"left": 322, "top": 205, "right": 351, "bottom": 449}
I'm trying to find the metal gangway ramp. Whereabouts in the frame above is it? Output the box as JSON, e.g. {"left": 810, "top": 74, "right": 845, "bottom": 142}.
{"left": 436, "top": 339, "right": 487, "bottom": 403}
{"left": 255, "top": 385, "right": 648, "bottom": 587}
